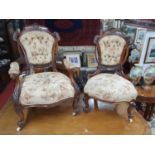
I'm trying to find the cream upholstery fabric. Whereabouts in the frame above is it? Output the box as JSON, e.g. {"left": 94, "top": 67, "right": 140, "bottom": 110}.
{"left": 84, "top": 73, "right": 137, "bottom": 102}
{"left": 8, "top": 62, "right": 20, "bottom": 75}
{"left": 19, "top": 31, "right": 55, "bottom": 65}
{"left": 99, "top": 35, "right": 126, "bottom": 65}
{"left": 19, "top": 72, "right": 75, "bottom": 105}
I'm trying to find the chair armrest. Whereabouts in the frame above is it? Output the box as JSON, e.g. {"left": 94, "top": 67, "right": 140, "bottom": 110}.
{"left": 62, "top": 57, "right": 80, "bottom": 91}
{"left": 63, "top": 57, "right": 80, "bottom": 78}
{"left": 8, "top": 61, "right": 20, "bottom": 79}
{"left": 63, "top": 58, "right": 78, "bottom": 70}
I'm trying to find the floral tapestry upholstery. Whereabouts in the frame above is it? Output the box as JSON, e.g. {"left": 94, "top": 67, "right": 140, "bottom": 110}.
{"left": 84, "top": 73, "right": 137, "bottom": 102}
{"left": 98, "top": 35, "right": 126, "bottom": 65}
{"left": 19, "top": 72, "right": 75, "bottom": 105}
{"left": 19, "top": 31, "right": 55, "bottom": 65}
{"left": 8, "top": 61, "right": 20, "bottom": 75}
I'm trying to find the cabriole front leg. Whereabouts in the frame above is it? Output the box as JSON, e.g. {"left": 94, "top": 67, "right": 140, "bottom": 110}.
{"left": 14, "top": 102, "right": 25, "bottom": 132}
{"left": 12, "top": 81, "right": 25, "bottom": 131}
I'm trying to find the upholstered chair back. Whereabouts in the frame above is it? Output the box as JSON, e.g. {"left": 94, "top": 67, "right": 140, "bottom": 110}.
{"left": 96, "top": 31, "right": 128, "bottom": 66}
{"left": 19, "top": 27, "right": 56, "bottom": 65}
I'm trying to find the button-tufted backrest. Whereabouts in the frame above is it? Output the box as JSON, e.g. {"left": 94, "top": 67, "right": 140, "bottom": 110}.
{"left": 19, "top": 30, "right": 55, "bottom": 65}
{"left": 98, "top": 35, "right": 126, "bottom": 66}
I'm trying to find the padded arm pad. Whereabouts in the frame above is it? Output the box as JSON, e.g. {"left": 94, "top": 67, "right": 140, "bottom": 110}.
{"left": 8, "top": 62, "right": 20, "bottom": 77}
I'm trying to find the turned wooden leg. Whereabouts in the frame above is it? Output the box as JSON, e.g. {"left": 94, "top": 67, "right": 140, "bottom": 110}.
{"left": 148, "top": 104, "right": 155, "bottom": 121}
{"left": 72, "top": 92, "right": 80, "bottom": 116}
{"left": 83, "top": 94, "right": 90, "bottom": 112}
{"left": 144, "top": 104, "right": 151, "bottom": 121}
{"left": 94, "top": 99, "right": 99, "bottom": 110}
{"left": 14, "top": 102, "right": 25, "bottom": 131}
{"left": 127, "top": 101, "right": 135, "bottom": 123}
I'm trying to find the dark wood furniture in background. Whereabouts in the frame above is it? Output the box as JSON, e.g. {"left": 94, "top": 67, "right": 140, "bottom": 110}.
{"left": 6, "top": 20, "right": 25, "bottom": 61}
{"left": 136, "top": 85, "right": 155, "bottom": 121}
{"left": 0, "top": 20, "right": 12, "bottom": 92}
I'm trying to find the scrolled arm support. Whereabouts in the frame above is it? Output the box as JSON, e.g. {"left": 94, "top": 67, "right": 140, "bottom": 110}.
{"left": 63, "top": 57, "right": 80, "bottom": 92}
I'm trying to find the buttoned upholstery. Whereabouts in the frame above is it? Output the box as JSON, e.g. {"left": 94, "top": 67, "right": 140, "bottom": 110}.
{"left": 98, "top": 35, "right": 126, "bottom": 65}
{"left": 19, "top": 31, "right": 55, "bottom": 65}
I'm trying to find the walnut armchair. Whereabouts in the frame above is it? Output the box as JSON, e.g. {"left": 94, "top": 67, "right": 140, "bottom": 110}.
{"left": 83, "top": 29, "right": 138, "bottom": 122}
{"left": 8, "top": 25, "right": 80, "bottom": 131}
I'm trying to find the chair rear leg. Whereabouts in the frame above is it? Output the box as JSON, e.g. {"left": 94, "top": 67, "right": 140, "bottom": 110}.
{"left": 127, "top": 101, "right": 135, "bottom": 123}
{"left": 83, "top": 94, "right": 90, "bottom": 112}
{"left": 72, "top": 92, "right": 80, "bottom": 116}
{"left": 94, "top": 99, "right": 99, "bottom": 110}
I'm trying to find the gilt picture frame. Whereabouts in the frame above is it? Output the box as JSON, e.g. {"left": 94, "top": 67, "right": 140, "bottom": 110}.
{"left": 86, "top": 53, "right": 97, "bottom": 67}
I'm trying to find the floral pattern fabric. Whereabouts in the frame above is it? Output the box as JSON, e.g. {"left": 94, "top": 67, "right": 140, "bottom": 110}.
{"left": 19, "top": 31, "right": 55, "bottom": 65}
{"left": 19, "top": 72, "right": 75, "bottom": 105}
{"left": 84, "top": 73, "right": 137, "bottom": 102}
{"left": 99, "top": 35, "right": 126, "bottom": 65}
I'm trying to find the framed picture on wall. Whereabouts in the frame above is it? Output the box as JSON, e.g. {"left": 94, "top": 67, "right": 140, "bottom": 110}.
{"left": 145, "top": 37, "right": 155, "bottom": 63}
{"left": 86, "top": 53, "right": 97, "bottom": 67}
{"left": 139, "top": 31, "right": 155, "bottom": 68}
{"left": 63, "top": 52, "right": 81, "bottom": 67}
{"left": 122, "top": 25, "right": 137, "bottom": 43}
{"left": 135, "top": 28, "right": 147, "bottom": 44}
{"left": 127, "top": 26, "right": 137, "bottom": 43}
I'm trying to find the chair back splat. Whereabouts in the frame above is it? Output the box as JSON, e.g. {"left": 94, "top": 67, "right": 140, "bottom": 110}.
{"left": 16, "top": 25, "right": 60, "bottom": 73}
{"left": 94, "top": 29, "right": 129, "bottom": 74}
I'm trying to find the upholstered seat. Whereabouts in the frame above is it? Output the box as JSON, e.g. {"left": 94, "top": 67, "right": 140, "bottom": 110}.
{"left": 19, "top": 72, "right": 75, "bottom": 105}
{"left": 84, "top": 73, "right": 137, "bottom": 103}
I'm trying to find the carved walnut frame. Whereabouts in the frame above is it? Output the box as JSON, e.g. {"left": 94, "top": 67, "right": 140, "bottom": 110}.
{"left": 83, "top": 29, "right": 135, "bottom": 122}
{"left": 11, "top": 25, "right": 80, "bottom": 131}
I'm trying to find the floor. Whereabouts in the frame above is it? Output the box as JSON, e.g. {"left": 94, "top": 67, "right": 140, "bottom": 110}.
{"left": 0, "top": 97, "right": 151, "bottom": 135}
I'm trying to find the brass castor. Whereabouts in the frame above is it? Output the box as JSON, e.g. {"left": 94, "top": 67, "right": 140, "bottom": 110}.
{"left": 72, "top": 112, "right": 77, "bottom": 116}
{"left": 16, "top": 126, "right": 21, "bottom": 132}
{"left": 128, "top": 118, "right": 133, "bottom": 123}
